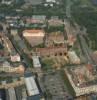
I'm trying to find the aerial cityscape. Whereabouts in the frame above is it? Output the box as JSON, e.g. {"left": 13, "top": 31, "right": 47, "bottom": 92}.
{"left": 0, "top": 0, "right": 97, "bottom": 100}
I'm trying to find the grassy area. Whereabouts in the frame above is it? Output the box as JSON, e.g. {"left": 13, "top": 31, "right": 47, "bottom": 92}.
{"left": 41, "top": 58, "right": 55, "bottom": 70}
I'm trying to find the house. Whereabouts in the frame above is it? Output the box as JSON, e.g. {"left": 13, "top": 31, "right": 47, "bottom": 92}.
{"left": 23, "top": 29, "right": 45, "bottom": 47}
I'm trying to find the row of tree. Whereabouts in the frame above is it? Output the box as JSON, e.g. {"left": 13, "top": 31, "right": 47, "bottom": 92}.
{"left": 72, "top": 5, "right": 97, "bottom": 50}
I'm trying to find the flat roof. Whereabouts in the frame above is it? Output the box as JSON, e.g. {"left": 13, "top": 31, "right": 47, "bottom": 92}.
{"left": 25, "top": 76, "right": 40, "bottom": 96}
{"left": 24, "top": 72, "right": 33, "bottom": 78}
{"left": 32, "top": 56, "right": 41, "bottom": 68}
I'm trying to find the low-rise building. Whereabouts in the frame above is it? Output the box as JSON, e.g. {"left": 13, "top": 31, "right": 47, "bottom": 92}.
{"left": 10, "top": 53, "right": 20, "bottom": 62}
{"left": 45, "top": 31, "right": 65, "bottom": 47}
{"left": 32, "top": 56, "right": 41, "bottom": 68}
{"left": 24, "top": 73, "right": 40, "bottom": 96}
{"left": 48, "top": 17, "right": 64, "bottom": 27}
{"left": 23, "top": 29, "right": 45, "bottom": 47}
{"left": 36, "top": 46, "right": 67, "bottom": 57}
{"left": 68, "top": 51, "right": 80, "bottom": 64}
{"left": 26, "top": 15, "right": 46, "bottom": 24}
{"left": 1, "top": 61, "right": 25, "bottom": 73}
{"left": 44, "top": 0, "right": 62, "bottom": 6}
{"left": 1, "top": 0, "right": 13, "bottom": 5}
{"left": 11, "top": 29, "right": 18, "bottom": 36}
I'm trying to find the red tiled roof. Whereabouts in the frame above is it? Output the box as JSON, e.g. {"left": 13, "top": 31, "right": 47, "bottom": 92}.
{"left": 23, "top": 29, "right": 44, "bottom": 33}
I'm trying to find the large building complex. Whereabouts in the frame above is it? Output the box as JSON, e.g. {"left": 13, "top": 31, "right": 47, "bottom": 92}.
{"left": 24, "top": 72, "right": 42, "bottom": 99}
{"left": 23, "top": 29, "right": 45, "bottom": 47}
{"left": 65, "top": 64, "right": 97, "bottom": 96}
{"left": 36, "top": 47, "right": 67, "bottom": 57}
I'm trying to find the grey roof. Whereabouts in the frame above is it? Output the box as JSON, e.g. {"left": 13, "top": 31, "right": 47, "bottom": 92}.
{"left": 0, "top": 43, "right": 4, "bottom": 49}
{"left": 24, "top": 72, "right": 33, "bottom": 77}
{"left": 27, "top": 95, "right": 41, "bottom": 100}
{"left": 25, "top": 0, "right": 43, "bottom": 5}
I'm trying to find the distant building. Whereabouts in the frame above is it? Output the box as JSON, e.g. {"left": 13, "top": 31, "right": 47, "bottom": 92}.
{"left": 44, "top": 0, "right": 62, "bottom": 6}
{"left": 24, "top": 0, "right": 43, "bottom": 5}
{"left": 46, "top": 0, "right": 55, "bottom": 3}
{"left": 1, "top": 0, "right": 13, "bottom": 5}
{"left": 15, "top": 0, "right": 24, "bottom": 4}
{"left": 48, "top": 17, "right": 64, "bottom": 27}
{"left": 23, "top": 29, "right": 45, "bottom": 47}
{"left": 26, "top": 15, "right": 46, "bottom": 24}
